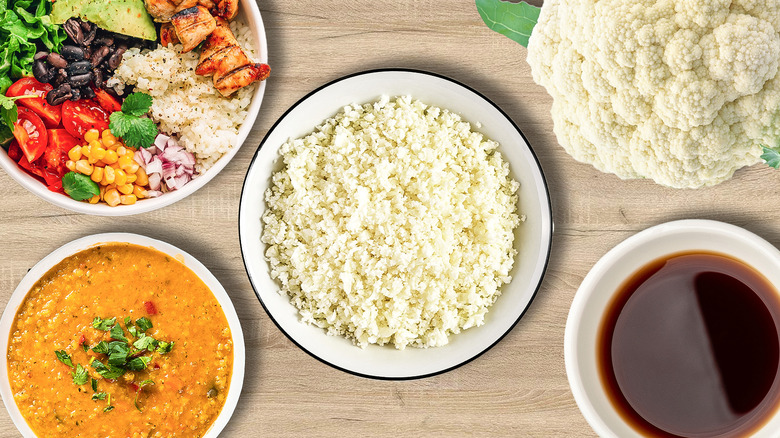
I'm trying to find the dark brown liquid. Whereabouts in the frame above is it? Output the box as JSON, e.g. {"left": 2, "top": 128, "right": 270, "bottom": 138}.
{"left": 599, "top": 251, "right": 780, "bottom": 437}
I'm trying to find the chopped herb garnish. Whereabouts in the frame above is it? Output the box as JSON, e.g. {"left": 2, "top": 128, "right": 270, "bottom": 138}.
{"left": 55, "top": 350, "right": 74, "bottom": 368}
{"left": 109, "top": 92, "right": 157, "bottom": 149}
{"left": 92, "top": 317, "right": 116, "bottom": 331}
{"left": 133, "top": 334, "right": 158, "bottom": 352}
{"left": 91, "top": 378, "right": 98, "bottom": 392}
{"left": 91, "top": 341, "right": 110, "bottom": 355}
{"left": 139, "top": 379, "right": 154, "bottom": 387}
{"left": 72, "top": 364, "right": 89, "bottom": 385}
{"left": 92, "top": 392, "right": 107, "bottom": 401}
{"left": 103, "top": 405, "right": 114, "bottom": 413}
{"left": 109, "top": 325, "right": 128, "bottom": 342}
{"left": 124, "top": 316, "right": 132, "bottom": 327}
{"left": 127, "top": 356, "right": 152, "bottom": 371}
{"left": 135, "top": 317, "right": 153, "bottom": 333}
{"left": 128, "top": 326, "right": 138, "bottom": 337}
{"left": 91, "top": 360, "right": 125, "bottom": 380}
{"left": 107, "top": 342, "right": 130, "bottom": 366}
{"left": 157, "top": 341, "right": 174, "bottom": 355}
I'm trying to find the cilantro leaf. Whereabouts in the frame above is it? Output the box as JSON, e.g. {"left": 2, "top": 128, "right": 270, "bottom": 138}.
{"left": 135, "top": 317, "right": 153, "bottom": 333}
{"left": 109, "top": 325, "right": 128, "bottom": 342}
{"left": 92, "top": 317, "right": 116, "bottom": 331}
{"left": 72, "top": 364, "right": 89, "bottom": 385}
{"left": 120, "top": 92, "right": 153, "bottom": 117}
{"left": 124, "top": 317, "right": 132, "bottom": 328}
{"left": 128, "top": 326, "right": 138, "bottom": 338}
{"left": 157, "top": 341, "right": 174, "bottom": 355}
{"left": 762, "top": 145, "right": 780, "bottom": 169}
{"left": 91, "top": 360, "right": 125, "bottom": 380}
{"left": 55, "top": 350, "right": 74, "bottom": 368}
{"left": 92, "top": 392, "right": 107, "bottom": 401}
{"left": 107, "top": 342, "right": 130, "bottom": 366}
{"left": 91, "top": 378, "right": 98, "bottom": 392}
{"left": 126, "top": 356, "right": 151, "bottom": 371}
{"left": 104, "top": 405, "right": 115, "bottom": 413}
{"left": 91, "top": 341, "right": 110, "bottom": 355}
{"left": 109, "top": 112, "right": 157, "bottom": 149}
{"left": 62, "top": 171, "right": 100, "bottom": 201}
{"left": 133, "top": 334, "right": 158, "bottom": 352}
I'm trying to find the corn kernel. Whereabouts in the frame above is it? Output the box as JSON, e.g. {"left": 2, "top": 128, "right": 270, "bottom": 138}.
{"left": 103, "top": 150, "right": 118, "bottom": 164}
{"left": 92, "top": 147, "right": 107, "bottom": 161}
{"left": 133, "top": 185, "right": 146, "bottom": 199}
{"left": 120, "top": 194, "right": 137, "bottom": 205}
{"left": 88, "top": 195, "right": 99, "bottom": 204}
{"left": 126, "top": 162, "right": 140, "bottom": 174}
{"left": 84, "top": 129, "right": 100, "bottom": 143}
{"left": 81, "top": 145, "right": 91, "bottom": 158}
{"left": 104, "top": 189, "right": 120, "bottom": 207}
{"left": 118, "top": 184, "right": 133, "bottom": 195}
{"left": 89, "top": 140, "right": 101, "bottom": 149}
{"left": 99, "top": 186, "right": 106, "bottom": 201}
{"left": 116, "top": 146, "right": 127, "bottom": 156}
{"left": 103, "top": 166, "right": 116, "bottom": 185}
{"left": 102, "top": 129, "right": 116, "bottom": 143}
{"left": 135, "top": 168, "right": 148, "bottom": 186}
{"left": 90, "top": 167, "right": 104, "bottom": 183}
{"left": 75, "top": 160, "right": 93, "bottom": 175}
{"left": 126, "top": 174, "right": 137, "bottom": 184}
{"left": 65, "top": 160, "right": 76, "bottom": 172}
{"left": 118, "top": 154, "right": 133, "bottom": 169}
{"left": 114, "top": 169, "right": 127, "bottom": 186}
{"left": 67, "top": 146, "right": 82, "bottom": 161}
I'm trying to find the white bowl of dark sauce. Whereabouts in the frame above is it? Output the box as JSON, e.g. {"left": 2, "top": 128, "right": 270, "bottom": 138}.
{"left": 565, "top": 220, "right": 780, "bottom": 438}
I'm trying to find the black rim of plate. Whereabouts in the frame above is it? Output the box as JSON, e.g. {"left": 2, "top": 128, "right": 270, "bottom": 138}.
{"left": 238, "top": 68, "right": 554, "bottom": 381}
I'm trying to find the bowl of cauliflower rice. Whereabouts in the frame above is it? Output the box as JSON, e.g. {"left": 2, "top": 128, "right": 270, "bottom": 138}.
{"left": 239, "top": 69, "right": 552, "bottom": 379}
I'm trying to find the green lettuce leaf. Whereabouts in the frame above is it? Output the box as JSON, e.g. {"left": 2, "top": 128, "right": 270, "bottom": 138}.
{"left": 476, "top": 0, "right": 540, "bottom": 48}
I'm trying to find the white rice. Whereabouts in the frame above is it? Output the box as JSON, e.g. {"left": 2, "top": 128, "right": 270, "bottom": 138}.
{"left": 108, "top": 20, "right": 258, "bottom": 172}
{"left": 261, "top": 96, "right": 523, "bottom": 349}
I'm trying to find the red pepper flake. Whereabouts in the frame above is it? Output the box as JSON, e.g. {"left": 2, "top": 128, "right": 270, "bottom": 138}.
{"left": 144, "top": 301, "right": 157, "bottom": 315}
{"left": 78, "top": 334, "right": 87, "bottom": 346}
{"left": 129, "top": 382, "right": 140, "bottom": 393}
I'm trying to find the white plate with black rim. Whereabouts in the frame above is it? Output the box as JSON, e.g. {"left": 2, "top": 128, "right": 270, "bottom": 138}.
{"left": 239, "top": 68, "right": 552, "bottom": 380}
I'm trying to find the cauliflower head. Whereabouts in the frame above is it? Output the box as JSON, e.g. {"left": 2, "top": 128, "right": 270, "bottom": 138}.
{"left": 527, "top": 0, "right": 780, "bottom": 188}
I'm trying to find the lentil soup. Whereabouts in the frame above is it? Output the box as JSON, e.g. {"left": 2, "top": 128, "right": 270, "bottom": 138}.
{"left": 6, "top": 243, "right": 233, "bottom": 437}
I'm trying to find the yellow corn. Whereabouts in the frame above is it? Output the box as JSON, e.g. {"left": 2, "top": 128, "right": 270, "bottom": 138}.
{"left": 81, "top": 145, "right": 91, "bottom": 158}
{"left": 104, "top": 189, "right": 120, "bottom": 207}
{"left": 103, "top": 166, "right": 116, "bottom": 185}
{"left": 88, "top": 195, "right": 100, "bottom": 204}
{"left": 90, "top": 167, "right": 104, "bottom": 183}
{"left": 114, "top": 169, "right": 127, "bottom": 186}
{"left": 126, "top": 173, "right": 137, "bottom": 184}
{"left": 99, "top": 186, "right": 106, "bottom": 201}
{"left": 89, "top": 140, "right": 101, "bottom": 150}
{"left": 134, "top": 168, "right": 148, "bottom": 186}
{"left": 126, "top": 162, "right": 140, "bottom": 174}
{"left": 120, "top": 194, "right": 137, "bottom": 205}
{"left": 92, "top": 147, "right": 106, "bottom": 161}
{"left": 118, "top": 154, "right": 134, "bottom": 170}
{"left": 133, "top": 185, "right": 146, "bottom": 199}
{"left": 117, "top": 184, "right": 134, "bottom": 195}
{"left": 75, "top": 160, "right": 93, "bottom": 175}
{"left": 68, "top": 146, "right": 82, "bottom": 161}
{"left": 65, "top": 160, "right": 76, "bottom": 172}
{"left": 103, "top": 150, "right": 118, "bottom": 164}
{"left": 116, "top": 146, "right": 127, "bottom": 157}
{"left": 84, "top": 129, "right": 100, "bottom": 143}
{"left": 101, "top": 130, "right": 116, "bottom": 145}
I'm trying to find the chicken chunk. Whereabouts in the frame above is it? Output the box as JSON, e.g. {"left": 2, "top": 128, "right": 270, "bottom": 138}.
{"left": 196, "top": 18, "right": 270, "bottom": 96}
{"left": 160, "top": 22, "right": 180, "bottom": 46}
{"left": 144, "top": 0, "right": 198, "bottom": 22}
{"left": 170, "top": 6, "right": 217, "bottom": 52}
{"left": 213, "top": 0, "right": 238, "bottom": 20}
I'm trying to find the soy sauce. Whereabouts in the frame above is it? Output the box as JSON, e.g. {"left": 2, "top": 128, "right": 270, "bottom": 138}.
{"left": 598, "top": 251, "right": 780, "bottom": 437}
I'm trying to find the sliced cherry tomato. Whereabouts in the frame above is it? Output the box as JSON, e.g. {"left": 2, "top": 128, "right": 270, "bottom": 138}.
{"left": 144, "top": 301, "right": 158, "bottom": 315}
{"left": 7, "top": 140, "right": 22, "bottom": 162}
{"left": 13, "top": 107, "right": 48, "bottom": 163}
{"left": 62, "top": 99, "right": 110, "bottom": 139}
{"left": 6, "top": 77, "right": 62, "bottom": 128}
{"left": 17, "top": 154, "right": 43, "bottom": 178}
{"left": 93, "top": 88, "right": 122, "bottom": 113}
{"left": 44, "top": 129, "right": 79, "bottom": 176}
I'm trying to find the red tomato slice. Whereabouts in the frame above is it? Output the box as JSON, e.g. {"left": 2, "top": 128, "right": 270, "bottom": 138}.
{"left": 62, "top": 100, "right": 110, "bottom": 139}
{"left": 7, "top": 140, "right": 22, "bottom": 162}
{"left": 144, "top": 301, "right": 158, "bottom": 315}
{"left": 93, "top": 88, "right": 122, "bottom": 113}
{"left": 6, "top": 77, "right": 62, "bottom": 128}
{"left": 13, "top": 107, "right": 48, "bottom": 163}
{"left": 44, "top": 129, "right": 80, "bottom": 176}
{"left": 17, "top": 154, "right": 43, "bottom": 178}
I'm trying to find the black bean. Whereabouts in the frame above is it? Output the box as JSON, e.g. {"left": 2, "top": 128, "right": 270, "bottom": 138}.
{"left": 90, "top": 45, "right": 111, "bottom": 67}
{"left": 52, "top": 68, "right": 68, "bottom": 87}
{"left": 69, "top": 72, "right": 92, "bottom": 87}
{"left": 92, "top": 68, "right": 104, "bottom": 88}
{"left": 61, "top": 45, "right": 85, "bottom": 61}
{"left": 47, "top": 84, "right": 72, "bottom": 106}
{"left": 83, "top": 26, "right": 97, "bottom": 46}
{"left": 47, "top": 52, "right": 67, "bottom": 69}
{"left": 67, "top": 60, "right": 92, "bottom": 76}
{"left": 34, "top": 51, "right": 48, "bottom": 61}
{"left": 33, "top": 60, "right": 53, "bottom": 83}
{"left": 81, "top": 86, "right": 95, "bottom": 99}
{"left": 70, "top": 88, "right": 81, "bottom": 101}
{"left": 80, "top": 20, "right": 92, "bottom": 32}
{"left": 64, "top": 19, "right": 84, "bottom": 46}
{"left": 96, "top": 37, "right": 114, "bottom": 47}
{"left": 107, "top": 46, "right": 127, "bottom": 70}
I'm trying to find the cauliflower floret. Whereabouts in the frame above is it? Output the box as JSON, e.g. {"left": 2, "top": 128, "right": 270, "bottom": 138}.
{"left": 527, "top": 0, "right": 780, "bottom": 188}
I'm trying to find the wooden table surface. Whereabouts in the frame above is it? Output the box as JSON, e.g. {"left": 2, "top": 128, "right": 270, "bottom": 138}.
{"left": 3, "top": 0, "right": 780, "bottom": 436}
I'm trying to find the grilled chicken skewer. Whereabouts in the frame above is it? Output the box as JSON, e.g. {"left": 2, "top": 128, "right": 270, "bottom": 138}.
{"left": 144, "top": 0, "right": 236, "bottom": 21}
{"left": 196, "top": 18, "right": 270, "bottom": 96}
{"left": 170, "top": 6, "right": 216, "bottom": 52}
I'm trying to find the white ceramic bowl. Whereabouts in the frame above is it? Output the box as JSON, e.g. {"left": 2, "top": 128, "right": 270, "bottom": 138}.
{"left": 0, "top": 1, "right": 268, "bottom": 216}
{"left": 0, "top": 233, "right": 245, "bottom": 437}
{"left": 239, "top": 69, "right": 553, "bottom": 379}
{"left": 565, "top": 219, "right": 780, "bottom": 437}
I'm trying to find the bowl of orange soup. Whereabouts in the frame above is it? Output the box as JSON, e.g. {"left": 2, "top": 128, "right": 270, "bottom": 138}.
{"left": 0, "top": 233, "right": 245, "bottom": 438}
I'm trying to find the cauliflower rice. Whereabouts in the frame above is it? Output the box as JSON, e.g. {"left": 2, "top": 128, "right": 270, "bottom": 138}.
{"left": 108, "top": 21, "right": 258, "bottom": 172}
{"left": 261, "top": 96, "right": 522, "bottom": 349}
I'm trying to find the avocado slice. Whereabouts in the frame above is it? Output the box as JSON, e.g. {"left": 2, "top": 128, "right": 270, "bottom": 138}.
{"left": 51, "top": 0, "right": 157, "bottom": 41}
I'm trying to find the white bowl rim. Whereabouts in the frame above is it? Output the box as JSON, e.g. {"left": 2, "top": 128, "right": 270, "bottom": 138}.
{"left": 0, "top": 232, "right": 245, "bottom": 438}
{"left": 0, "top": 0, "right": 268, "bottom": 217}
{"left": 238, "top": 67, "right": 553, "bottom": 380}
{"left": 564, "top": 219, "right": 780, "bottom": 437}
